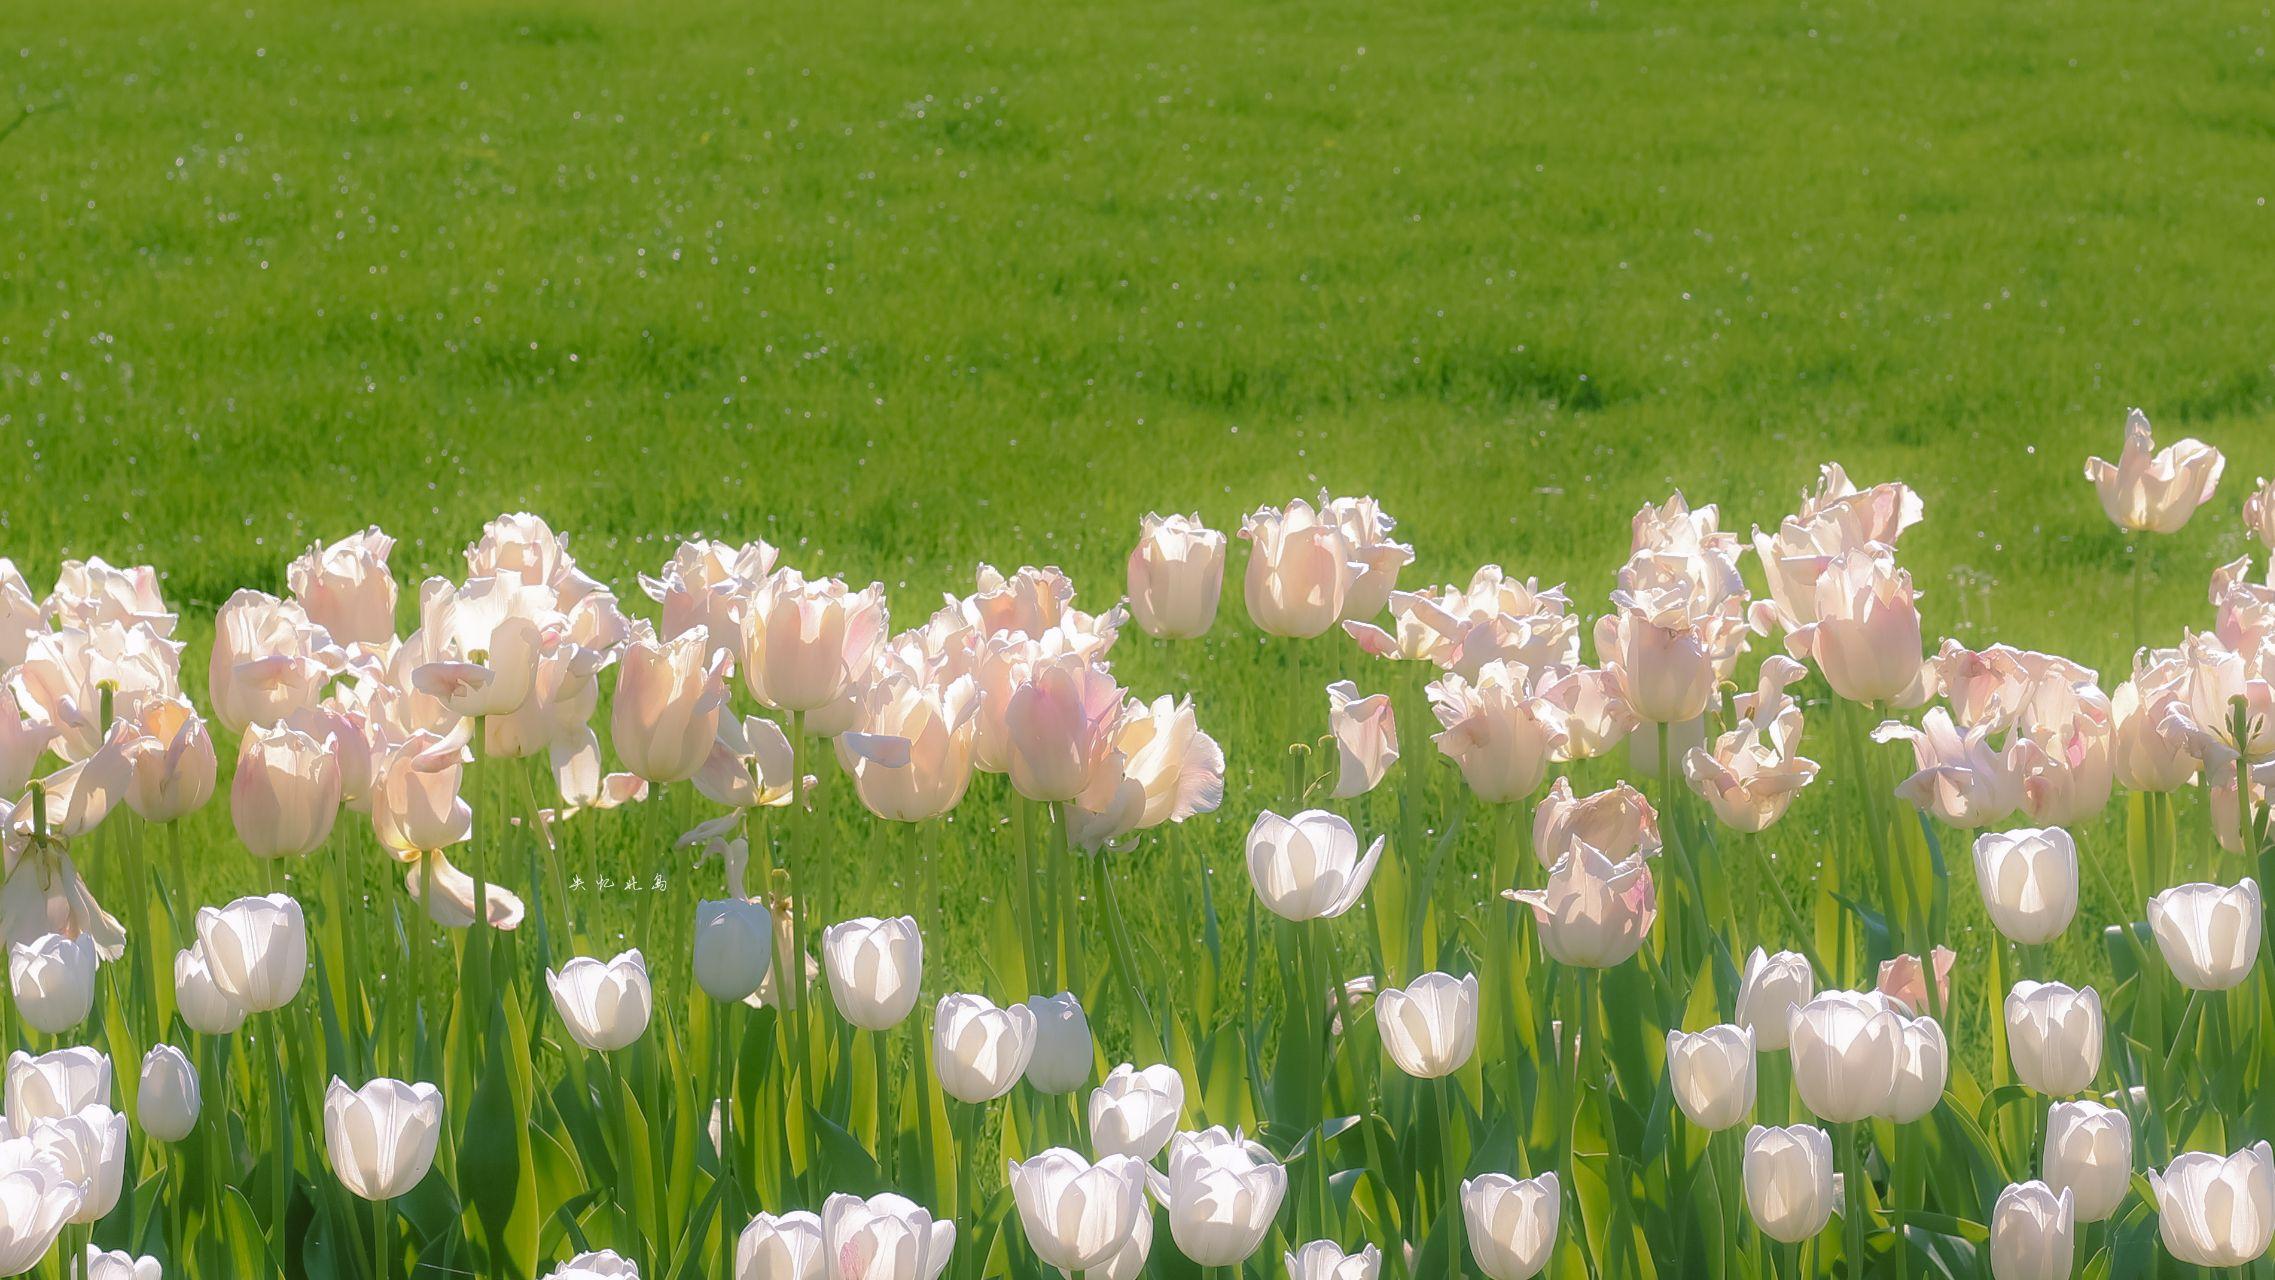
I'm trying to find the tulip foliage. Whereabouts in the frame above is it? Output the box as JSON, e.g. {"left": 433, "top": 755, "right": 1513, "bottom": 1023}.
{"left": 1, "top": 419, "right": 2274, "bottom": 1278}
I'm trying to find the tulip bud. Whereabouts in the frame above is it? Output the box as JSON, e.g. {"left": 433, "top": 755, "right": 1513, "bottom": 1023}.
{"left": 1377, "top": 972, "right": 1480, "bottom": 1080}
{"left": 822, "top": 916, "right": 923, "bottom": 1031}
{"left": 231, "top": 723, "right": 342, "bottom": 859}
{"left": 1505, "top": 847, "right": 1657, "bottom": 968}
{"left": 122, "top": 694, "right": 216, "bottom": 824}
{"left": 8, "top": 932, "right": 95, "bottom": 1035}
{"left": 820, "top": 1192, "right": 956, "bottom": 1280}
{"left": 1788, "top": 545, "right": 1923, "bottom": 704}
{"left": 1325, "top": 681, "right": 1398, "bottom": 799}
{"left": 934, "top": 993, "right": 1037, "bottom": 1103}
{"left": 1884, "top": 1015, "right": 1948, "bottom": 1123}
{"left": 1787, "top": 991, "right": 1903, "bottom": 1123}
{"left": 324, "top": 1075, "right": 444, "bottom": 1200}
{"left": 1744, "top": 1124, "right": 1838, "bottom": 1243}
{"left": 1989, "top": 1181, "right": 2074, "bottom": 1280}
{"left": 2004, "top": 981, "right": 2103, "bottom": 1096}
{"left": 1088, "top": 1063, "right": 1185, "bottom": 1160}
{"left": 1972, "top": 827, "right": 2080, "bottom": 945}
{"left": 1246, "top": 809, "right": 1385, "bottom": 922}
{"left": 29, "top": 1104, "right": 126, "bottom": 1222}
{"left": 1239, "top": 500, "right": 1359, "bottom": 639}
{"left": 2150, "top": 1141, "right": 2275, "bottom": 1267}
{"left": 2044, "top": 1100, "right": 2133, "bottom": 1223}
{"left": 1127, "top": 512, "right": 1226, "bottom": 639}
{"left": 1007, "top": 1148, "right": 1150, "bottom": 1271}
{"left": 735, "top": 1210, "right": 823, "bottom": 1280}
{"left": 1460, "top": 1171, "right": 1560, "bottom": 1280}
{"left": 194, "top": 894, "right": 309, "bottom": 1013}
{"left": 1153, "top": 1134, "right": 1286, "bottom": 1267}
{"left": 2084, "top": 409, "right": 2226, "bottom": 534}
{"left": 1023, "top": 992, "right": 1093, "bottom": 1094}
{"left": 1736, "top": 948, "right": 1815, "bottom": 1051}
{"left": 1665, "top": 1025, "right": 1755, "bottom": 1131}
{"left": 612, "top": 631, "right": 730, "bottom": 783}
{"left": 1286, "top": 1241, "right": 1381, "bottom": 1279}
{"left": 137, "top": 1044, "right": 200, "bottom": 1143}
{"left": 546, "top": 950, "right": 653, "bottom": 1052}
{"left": 2148, "top": 877, "right": 2261, "bottom": 991}
{"left": 175, "top": 944, "right": 248, "bottom": 1035}
{"left": 694, "top": 898, "right": 775, "bottom": 1004}
{"left": 79, "top": 1245, "right": 161, "bottom": 1280}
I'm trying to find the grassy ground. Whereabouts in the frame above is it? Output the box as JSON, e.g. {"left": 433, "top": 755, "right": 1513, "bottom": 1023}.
{"left": 6, "top": 0, "right": 2275, "bottom": 1062}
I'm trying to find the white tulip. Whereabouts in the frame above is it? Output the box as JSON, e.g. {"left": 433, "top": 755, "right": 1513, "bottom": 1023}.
{"left": 820, "top": 1191, "right": 954, "bottom": 1280}
{"left": 822, "top": 916, "right": 924, "bottom": 1031}
{"left": 1744, "top": 1124, "right": 1838, "bottom": 1243}
{"left": 0, "top": 1133, "right": 84, "bottom": 1273}
{"left": 2148, "top": 878, "right": 2261, "bottom": 991}
{"left": 1787, "top": 991, "right": 1903, "bottom": 1123}
{"left": 2044, "top": 1100, "right": 2133, "bottom": 1223}
{"left": 1461, "top": 1171, "right": 1560, "bottom": 1279}
{"left": 1088, "top": 1063, "right": 1184, "bottom": 1160}
{"left": 193, "top": 894, "right": 308, "bottom": 1012}
{"left": 1376, "top": 971, "right": 1480, "bottom": 1079}
{"left": 2151, "top": 1141, "right": 2275, "bottom": 1267}
{"left": 137, "top": 1044, "right": 200, "bottom": 1143}
{"left": 736, "top": 1210, "right": 823, "bottom": 1280}
{"left": 324, "top": 1075, "right": 444, "bottom": 1201}
{"left": 1152, "top": 1132, "right": 1285, "bottom": 1267}
{"left": 1666, "top": 1025, "right": 1755, "bottom": 1131}
{"left": 933, "top": 994, "right": 1037, "bottom": 1103}
{"left": 27, "top": 1103, "right": 125, "bottom": 1222}
{"left": 79, "top": 1244, "right": 162, "bottom": 1280}
{"left": 1245, "top": 809, "right": 1384, "bottom": 922}
{"left": 1736, "top": 948, "right": 1814, "bottom": 1051}
{"left": 1971, "top": 827, "right": 2079, "bottom": 945}
{"left": 2005, "top": 982, "right": 2103, "bottom": 1096}
{"left": 1990, "top": 1182, "right": 2075, "bottom": 1280}
{"left": 1883, "top": 1015, "right": 1948, "bottom": 1123}
{"left": 1023, "top": 992, "right": 1094, "bottom": 1094}
{"left": 1006, "top": 1147, "right": 1149, "bottom": 1271}
{"left": 546, "top": 951, "right": 653, "bottom": 1052}
{"left": 694, "top": 898, "right": 775, "bottom": 1004}
{"left": 8, "top": 932, "right": 96, "bottom": 1034}
{"left": 1285, "top": 1241, "right": 1381, "bottom": 1279}
{"left": 5, "top": 1047, "right": 110, "bottom": 1132}
{"left": 174, "top": 944, "right": 248, "bottom": 1035}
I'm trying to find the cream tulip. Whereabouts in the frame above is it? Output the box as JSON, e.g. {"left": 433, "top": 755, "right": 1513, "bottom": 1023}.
{"left": 173, "top": 945, "right": 247, "bottom": 1035}
{"left": 545, "top": 1250, "right": 639, "bottom": 1279}
{"left": 1788, "top": 544, "right": 1922, "bottom": 704}
{"left": 1873, "top": 708, "right": 2032, "bottom": 829}
{"left": 736, "top": 1210, "right": 823, "bottom": 1280}
{"left": 839, "top": 673, "right": 981, "bottom": 821}
{"left": 820, "top": 1191, "right": 955, "bottom": 1280}
{"left": 1127, "top": 512, "right": 1226, "bottom": 639}
{"left": 1460, "top": 1171, "right": 1560, "bottom": 1280}
{"left": 694, "top": 898, "right": 775, "bottom": 1004}
{"left": 2151, "top": 1142, "right": 2275, "bottom": 1267}
{"left": 1324, "top": 681, "right": 1397, "bottom": 799}
{"left": 1505, "top": 846, "right": 1657, "bottom": 968}
{"left": 8, "top": 933, "right": 95, "bottom": 1034}
{"left": 1106, "top": 694, "right": 1225, "bottom": 831}
{"left": 2111, "top": 656, "right": 2199, "bottom": 793}
{"left": 1318, "top": 493, "right": 1412, "bottom": 621}
{"left": 121, "top": 694, "right": 215, "bottom": 824}
{"left": 1088, "top": 1063, "right": 1185, "bottom": 1160}
{"left": 2005, "top": 981, "right": 2103, "bottom": 1096}
{"left": 1239, "top": 500, "right": 1360, "bottom": 638}
{"left": 288, "top": 527, "right": 400, "bottom": 647}
{"left": 612, "top": 630, "right": 730, "bottom": 784}
{"left": 1736, "top": 948, "right": 1815, "bottom": 1051}
{"left": 1744, "top": 1124, "right": 1838, "bottom": 1244}
{"left": 137, "top": 1044, "right": 199, "bottom": 1143}
{"left": 1593, "top": 605, "right": 1718, "bottom": 726}
{"left": 2085, "top": 408, "right": 2226, "bottom": 534}
{"left": 741, "top": 570, "right": 889, "bottom": 714}
{"left": 2148, "top": 877, "right": 2262, "bottom": 991}
{"left": 546, "top": 951, "right": 653, "bottom": 1052}
{"left": 822, "top": 916, "right": 923, "bottom": 1031}
{"left": 1285, "top": 1241, "right": 1381, "bottom": 1280}
{"left": 1006, "top": 1148, "right": 1149, "bottom": 1271}
{"left": 1787, "top": 991, "right": 1903, "bottom": 1123}
{"left": 1666, "top": 1024, "right": 1755, "bottom": 1131}
{"left": 933, "top": 993, "right": 1037, "bottom": 1103}
{"left": 323, "top": 1075, "right": 444, "bottom": 1200}
{"left": 1990, "top": 1181, "right": 2075, "bottom": 1280}
{"left": 207, "top": 589, "right": 345, "bottom": 733}
{"left": 231, "top": 723, "right": 342, "bottom": 859}
{"left": 1246, "top": 809, "right": 1385, "bottom": 922}
{"left": 2045, "top": 1100, "right": 2133, "bottom": 1223}
{"left": 1376, "top": 971, "right": 1479, "bottom": 1079}
{"left": 193, "top": 894, "right": 308, "bottom": 1012}
{"left": 1884, "top": 1015, "right": 1948, "bottom": 1124}
{"left": 1531, "top": 777, "right": 1659, "bottom": 869}
{"left": 370, "top": 735, "right": 473, "bottom": 858}
{"left": 4, "top": 1046, "right": 110, "bottom": 1133}
{"left": 1972, "top": 827, "right": 2079, "bottom": 945}
{"left": 1426, "top": 663, "right": 1568, "bottom": 804}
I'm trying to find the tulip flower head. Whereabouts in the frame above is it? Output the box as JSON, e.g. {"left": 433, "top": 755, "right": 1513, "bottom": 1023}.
{"left": 2148, "top": 877, "right": 2261, "bottom": 991}
{"left": 2085, "top": 408, "right": 2226, "bottom": 534}
{"left": 1744, "top": 1124, "right": 1838, "bottom": 1244}
{"left": 612, "top": 629, "right": 731, "bottom": 784}
{"left": 2005, "top": 981, "right": 2103, "bottom": 1097}
{"left": 694, "top": 898, "right": 775, "bottom": 1004}
{"left": 79, "top": 1245, "right": 161, "bottom": 1280}
{"left": 544, "top": 1251, "right": 640, "bottom": 1279}
{"left": 822, "top": 916, "right": 924, "bottom": 1031}
{"left": 1531, "top": 777, "right": 1660, "bottom": 869}
{"left": 194, "top": 894, "right": 308, "bottom": 1013}
{"left": 736, "top": 1210, "right": 824, "bottom": 1280}
{"left": 1023, "top": 992, "right": 1094, "bottom": 1094}
{"left": 1875, "top": 947, "right": 1954, "bottom": 1014}
{"left": 137, "top": 1045, "right": 200, "bottom": 1143}
{"left": 8, "top": 932, "right": 95, "bottom": 1035}
{"left": 1285, "top": 1241, "right": 1381, "bottom": 1280}
{"left": 1088, "top": 1063, "right": 1185, "bottom": 1160}
{"left": 1505, "top": 845, "right": 1657, "bottom": 968}
{"left": 546, "top": 950, "right": 653, "bottom": 1052}
{"left": 820, "top": 1191, "right": 955, "bottom": 1280}
{"left": 1787, "top": 990, "right": 1904, "bottom": 1123}
{"left": 1736, "top": 948, "right": 1815, "bottom": 1051}
{"left": 2150, "top": 1141, "right": 2275, "bottom": 1267}
{"left": 174, "top": 945, "right": 248, "bottom": 1035}
{"left": 324, "top": 1075, "right": 444, "bottom": 1201}
{"left": 0, "top": 1131, "right": 85, "bottom": 1273}
{"left": 1972, "top": 827, "right": 2080, "bottom": 945}
{"left": 1006, "top": 1148, "right": 1150, "bottom": 1271}
{"left": 119, "top": 693, "right": 216, "bottom": 824}
{"left": 1883, "top": 1014, "right": 1949, "bottom": 1124}
{"left": 1666, "top": 1024, "right": 1756, "bottom": 1131}
{"left": 934, "top": 993, "right": 1037, "bottom": 1103}
{"left": 1990, "top": 1181, "right": 2075, "bottom": 1280}
{"left": 231, "top": 723, "right": 342, "bottom": 859}
{"left": 288, "top": 527, "right": 400, "bottom": 648}
{"left": 1127, "top": 512, "right": 1226, "bottom": 639}
{"left": 2045, "top": 1100, "right": 2133, "bottom": 1223}
{"left": 1238, "top": 500, "right": 1361, "bottom": 639}
{"left": 1324, "top": 680, "right": 1398, "bottom": 798}
{"left": 25, "top": 1102, "right": 126, "bottom": 1222}
{"left": 1246, "top": 809, "right": 1385, "bottom": 922}
{"left": 741, "top": 569, "right": 890, "bottom": 714}
{"left": 1153, "top": 1130, "right": 1286, "bottom": 1267}
{"left": 1460, "top": 1171, "right": 1560, "bottom": 1279}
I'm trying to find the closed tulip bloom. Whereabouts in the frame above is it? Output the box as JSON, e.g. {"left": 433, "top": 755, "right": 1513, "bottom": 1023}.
{"left": 2005, "top": 981, "right": 2103, "bottom": 1096}
{"left": 0, "top": 1133, "right": 84, "bottom": 1273}
{"left": 823, "top": 916, "right": 923, "bottom": 1031}
{"left": 288, "top": 527, "right": 400, "bottom": 646}
{"left": 1239, "top": 500, "right": 1363, "bottom": 638}
{"left": 1787, "top": 544, "right": 1922, "bottom": 704}
{"left": 2149, "top": 878, "right": 2262, "bottom": 991}
{"left": 736, "top": 1210, "right": 823, "bottom": 1280}
{"left": 27, "top": 1104, "right": 125, "bottom": 1222}
{"left": 1531, "top": 777, "right": 1660, "bottom": 869}
{"left": 1461, "top": 1171, "right": 1560, "bottom": 1280}
{"left": 137, "top": 1044, "right": 199, "bottom": 1143}
{"left": 194, "top": 894, "right": 308, "bottom": 1012}
{"left": 1745, "top": 1124, "right": 1838, "bottom": 1243}
{"left": 1884, "top": 1015, "right": 1949, "bottom": 1123}
{"left": 4, "top": 1047, "right": 109, "bottom": 1132}
{"left": 1737, "top": 948, "right": 1815, "bottom": 1051}
{"left": 1285, "top": 1241, "right": 1380, "bottom": 1280}
{"left": 324, "top": 1075, "right": 444, "bottom": 1201}
{"left": 1325, "top": 681, "right": 1398, "bottom": 798}
{"left": 80, "top": 1245, "right": 161, "bottom": 1280}
{"left": 1023, "top": 992, "right": 1094, "bottom": 1094}
{"left": 547, "top": 951, "right": 653, "bottom": 1052}
{"left": 2085, "top": 408, "right": 2226, "bottom": 534}
{"left": 1007, "top": 1148, "right": 1149, "bottom": 1271}
{"left": 1377, "top": 972, "right": 1479, "bottom": 1079}
{"left": 1088, "top": 1064, "right": 1186, "bottom": 1160}
{"left": 694, "top": 898, "right": 775, "bottom": 1004}
{"left": 1153, "top": 1137, "right": 1286, "bottom": 1267}
{"left": 612, "top": 630, "right": 730, "bottom": 784}
{"left": 545, "top": 1250, "right": 640, "bottom": 1279}
{"left": 741, "top": 570, "right": 889, "bottom": 714}
{"left": 820, "top": 1191, "right": 955, "bottom": 1280}
{"left": 1593, "top": 606, "right": 1718, "bottom": 725}
{"left": 2151, "top": 1142, "right": 2275, "bottom": 1267}
{"left": 1666, "top": 1025, "right": 1756, "bottom": 1131}
{"left": 231, "top": 723, "right": 342, "bottom": 859}
{"left": 934, "top": 993, "right": 1037, "bottom": 1103}
{"left": 1990, "top": 1182, "right": 2075, "bottom": 1280}
{"left": 8, "top": 933, "right": 95, "bottom": 1034}
{"left": 2045, "top": 1100, "right": 2133, "bottom": 1223}
{"left": 1128, "top": 512, "right": 1226, "bottom": 639}
{"left": 1505, "top": 846, "right": 1657, "bottom": 968}
{"left": 1787, "top": 991, "right": 1903, "bottom": 1122}
{"left": 1426, "top": 663, "right": 1568, "bottom": 804}
{"left": 1246, "top": 809, "right": 1385, "bottom": 922}
{"left": 1972, "top": 827, "right": 2080, "bottom": 945}
{"left": 370, "top": 735, "right": 473, "bottom": 857}
{"left": 174, "top": 946, "right": 247, "bottom": 1035}
{"left": 120, "top": 694, "right": 215, "bottom": 824}
{"left": 1004, "top": 655, "right": 1128, "bottom": 804}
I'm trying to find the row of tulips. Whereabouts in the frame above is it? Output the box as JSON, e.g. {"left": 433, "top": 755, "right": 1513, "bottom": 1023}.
{"left": 0, "top": 410, "right": 2270, "bottom": 1277}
